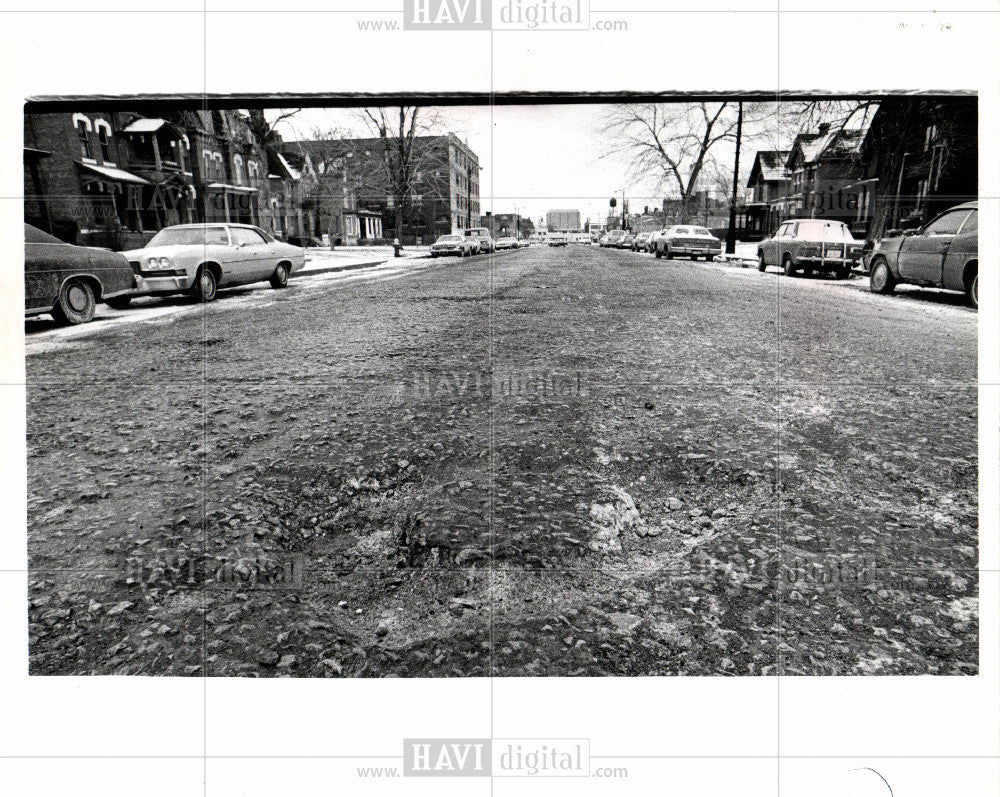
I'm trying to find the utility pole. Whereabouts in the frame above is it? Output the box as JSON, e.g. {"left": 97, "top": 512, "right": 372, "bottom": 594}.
{"left": 725, "top": 100, "right": 744, "bottom": 255}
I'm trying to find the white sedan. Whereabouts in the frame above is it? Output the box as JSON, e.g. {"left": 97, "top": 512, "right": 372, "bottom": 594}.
{"left": 119, "top": 223, "right": 305, "bottom": 303}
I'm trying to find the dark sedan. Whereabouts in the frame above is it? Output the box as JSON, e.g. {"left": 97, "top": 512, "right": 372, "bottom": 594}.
{"left": 757, "top": 218, "right": 862, "bottom": 278}
{"left": 24, "top": 224, "right": 135, "bottom": 324}
{"left": 868, "top": 201, "right": 978, "bottom": 308}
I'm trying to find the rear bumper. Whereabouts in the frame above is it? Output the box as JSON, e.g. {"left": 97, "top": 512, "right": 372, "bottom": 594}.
{"left": 797, "top": 256, "right": 861, "bottom": 269}
{"left": 670, "top": 246, "right": 722, "bottom": 255}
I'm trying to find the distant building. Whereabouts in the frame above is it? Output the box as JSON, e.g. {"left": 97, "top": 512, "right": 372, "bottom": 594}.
{"left": 291, "top": 132, "right": 480, "bottom": 244}
{"left": 546, "top": 209, "right": 581, "bottom": 232}
{"left": 480, "top": 212, "right": 532, "bottom": 239}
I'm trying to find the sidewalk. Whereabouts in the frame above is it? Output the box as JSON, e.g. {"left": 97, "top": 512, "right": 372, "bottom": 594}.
{"left": 296, "top": 245, "right": 432, "bottom": 277}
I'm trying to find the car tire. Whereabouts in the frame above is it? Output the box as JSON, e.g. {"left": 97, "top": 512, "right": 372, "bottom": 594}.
{"left": 654, "top": 248, "right": 662, "bottom": 259}
{"left": 664, "top": 247, "right": 673, "bottom": 260}
{"left": 869, "top": 257, "right": 896, "bottom": 295}
{"left": 105, "top": 295, "right": 132, "bottom": 310}
{"left": 191, "top": 266, "right": 218, "bottom": 302}
{"left": 51, "top": 277, "right": 96, "bottom": 325}
{"left": 269, "top": 262, "right": 289, "bottom": 289}
{"left": 757, "top": 253, "right": 767, "bottom": 272}
{"left": 782, "top": 255, "right": 796, "bottom": 276}
{"left": 966, "top": 269, "right": 978, "bottom": 309}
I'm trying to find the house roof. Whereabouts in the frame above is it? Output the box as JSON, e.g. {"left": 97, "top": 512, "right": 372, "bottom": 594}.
{"left": 747, "top": 150, "right": 790, "bottom": 185}
{"left": 77, "top": 161, "right": 152, "bottom": 185}
{"left": 122, "top": 118, "right": 170, "bottom": 134}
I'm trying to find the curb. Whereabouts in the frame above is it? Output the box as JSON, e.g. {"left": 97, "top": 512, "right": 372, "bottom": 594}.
{"left": 293, "top": 258, "right": 388, "bottom": 278}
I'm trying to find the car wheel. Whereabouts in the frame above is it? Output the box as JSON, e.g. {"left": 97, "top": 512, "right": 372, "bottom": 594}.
{"left": 869, "top": 257, "right": 896, "bottom": 295}
{"left": 105, "top": 295, "right": 133, "bottom": 310}
{"left": 664, "top": 247, "right": 673, "bottom": 260}
{"left": 51, "top": 277, "right": 96, "bottom": 325}
{"left": 269, "top": 262, "right": 289, "bottom": 289}
{"left": 757, "top": 253, "right": 767, "bottom": 272}
{"left": 191, "top": 266, "right": 218, "bottom": 302}
{"left": 654, "top": 248, "right": 662, "bottom": 259}
{"left": 967, "top": 270, "right": 978, "bottom": 309}
{"left": 782, "top": 255, "right": 796, "bottom": 276}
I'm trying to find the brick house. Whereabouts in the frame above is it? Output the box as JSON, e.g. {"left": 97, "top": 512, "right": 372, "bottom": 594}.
{"left": 780, "top": 123, "right": 866, "bottom": 226}
{"left": 290, "top": 132, "right": 480, "bottom": 244}
{"left": 24, "top": 109, "right": 276, "bottom": 248}
{"left": 842, "top": 97, "right": 977, "bottom": 240}
{"left": 742, "top": 149, "right": 790, "bottom": 239}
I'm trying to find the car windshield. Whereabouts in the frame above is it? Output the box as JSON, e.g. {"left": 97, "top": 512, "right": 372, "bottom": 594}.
{"left": 673, "top": 228, "right": 690, "bottom": 235}
{"left": 147, "top": 227, "right": 229, "bottom": 247}
{"left": 692, "top": 227, "right": 711, "bottom": 236}
{"left": 437, "top": 236, "right": 461, "bottom": 243}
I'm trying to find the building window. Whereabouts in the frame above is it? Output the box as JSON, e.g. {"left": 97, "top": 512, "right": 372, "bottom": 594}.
{"left": 77, "top": 120, "right": 93, "bottom": 160}
{"left": 95, "top": 120, "right": 114, "bottom": 163}
{"left": 233, "top": 154, "right": 245, "bottom": 186}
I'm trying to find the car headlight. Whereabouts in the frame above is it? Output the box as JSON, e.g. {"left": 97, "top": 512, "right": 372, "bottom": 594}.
{"left": 158, "top": 257, "right": 171, "bottom": 268}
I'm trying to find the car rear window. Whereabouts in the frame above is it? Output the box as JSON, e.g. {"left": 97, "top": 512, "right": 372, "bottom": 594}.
{"left": 24, "top": 224, "right": 67, "bottom": 245}
{"left": 438, "top": 236, "right": 461, "bottom": 242}
{"left": 692, "top": 227, "right": 711, "bottom": 236}
{"left": 798, "top": 221, "right": 852, "bottom": 241}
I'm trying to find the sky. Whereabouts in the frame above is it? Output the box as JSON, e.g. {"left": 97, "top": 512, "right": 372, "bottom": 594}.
{"left": 269, "top": 102, "right": 861, "bottom": 228}
{"left": 272, "top": 104, "right": 642, "bottom": 226}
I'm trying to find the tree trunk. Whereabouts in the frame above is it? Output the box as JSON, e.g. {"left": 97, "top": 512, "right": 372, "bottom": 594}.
{"left": 395, "top": 203, "right": 404, "bottom": 247}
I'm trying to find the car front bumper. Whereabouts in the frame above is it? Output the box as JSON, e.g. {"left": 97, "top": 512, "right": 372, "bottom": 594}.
{"left": 132, "top": 270, "right": 194, "bottom": 294}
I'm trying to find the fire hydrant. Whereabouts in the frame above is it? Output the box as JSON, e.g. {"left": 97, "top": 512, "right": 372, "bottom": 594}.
{"left": 393, "top": 238, "right": 402, "bottom": 258}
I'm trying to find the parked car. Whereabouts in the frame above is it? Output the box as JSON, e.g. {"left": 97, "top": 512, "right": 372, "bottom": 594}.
{"left": 464, "top": 227, "right": 495, "bottom": 253}
{"left": 431, "top": 234, "right": 477, "bottom": 257}
{"left": 632, "top": 232, "right": 653, "bottom": 252}
{"left": 653, "top": 225, "right": 723, "bottom": 261}
{"left": 495, "top": 237, "right": 518, "bottom": 250}
{"left": 548, "top": 234, "right": 568, "bottom": 247}
{"left": 119, "top": 223, "right": 304, "bottom": 303}
{"left": 868, "top": 201, "right": 978, "bottom": 307}
{"left": 24, "top": 224, "right": 136, "bottom": 324}
{"left": 618, "top": 233, "right": 636, "bottom": 249}
{"left": 756, "top": 219, "right": 862, "bottom": 278}
{"left": 601, "top": 230, "right": 625, "bottom": 248}
{"left": 517, "top": 238, "right": 530, "bottom": 248}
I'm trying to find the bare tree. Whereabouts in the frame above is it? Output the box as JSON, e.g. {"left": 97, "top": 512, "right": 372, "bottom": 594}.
{"left": 604, "top": 102, "right": 772, "bottom": 223}
{"left": 287, "top": 126, "right": 358, "bottom": 249}
{"left": 356, "top": 106, "right": 446, "bottom": 246}
{"left": 246, "top": 108, "right": 301, "bottom": 149}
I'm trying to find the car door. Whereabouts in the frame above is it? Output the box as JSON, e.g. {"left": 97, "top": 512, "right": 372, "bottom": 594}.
{"left": 24, "top": 241, "right": 69, "bottom": 311}
{"left": 227, "top": 226, "right": 270, "bottom": 283}
{"left": 768, "top": 222, "right": 790, "bottom": 263}
{"left": 942, "top": 209, "right": 977, "bottom": 292}
{"left": 898, "top": 208, "right": 972, "bottom": 285}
